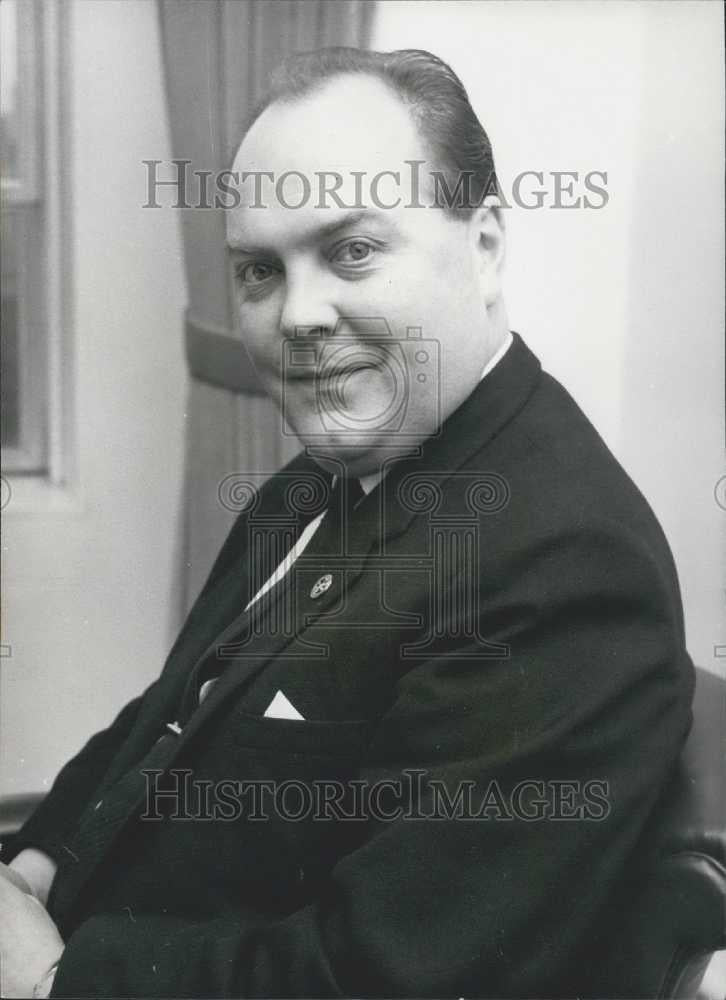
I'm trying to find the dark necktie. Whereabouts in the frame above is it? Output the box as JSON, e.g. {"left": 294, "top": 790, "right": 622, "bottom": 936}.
{"left": 305, "top": 474, "right": 365, "bottom": 558}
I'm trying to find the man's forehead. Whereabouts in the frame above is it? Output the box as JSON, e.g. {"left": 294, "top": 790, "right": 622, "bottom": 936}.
{"left": 226, "top": 76, "right": 434, "bottom": 248}
{"left": 232, "top": 74, "right": 426, "bottom": 181}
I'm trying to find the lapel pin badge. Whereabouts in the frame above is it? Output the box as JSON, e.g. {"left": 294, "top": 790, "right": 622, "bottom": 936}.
{"left": 310, "top": 573, "right": 333, "bottom": 599}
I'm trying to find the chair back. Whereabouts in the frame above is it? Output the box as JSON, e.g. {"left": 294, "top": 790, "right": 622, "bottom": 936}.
{"left": 602, "top": 665, "right": 725, "bottom": 997}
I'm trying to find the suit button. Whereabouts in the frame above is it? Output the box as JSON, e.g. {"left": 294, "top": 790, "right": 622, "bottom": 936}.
{"left": 297, "top": 866, "right": 305, "bottom": 884}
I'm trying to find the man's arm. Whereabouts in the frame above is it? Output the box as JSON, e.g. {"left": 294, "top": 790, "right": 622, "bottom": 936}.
{"left": 0, "top": 482, "right": 255, "bottom": 874}
{"left": 0, "top": 693, "right": 146, "bottom": 869}
{"left": 47, "top": 521, "right": 694, "bottom": 998}
{"left": 0, "top": 492, "right": 254, "bottom": 882}
{"left": 0, "top": 689, "right": 160, "bottom": 992}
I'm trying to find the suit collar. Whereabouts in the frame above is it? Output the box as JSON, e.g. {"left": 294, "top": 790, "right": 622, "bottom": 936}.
{"left": 402, "top": 330, "right": 539, "bottom": 476}
{"left": 360, "top": 330, "right": 541, "bottom": 541}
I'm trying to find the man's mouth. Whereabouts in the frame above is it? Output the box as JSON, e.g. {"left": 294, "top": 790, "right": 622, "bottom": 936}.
{"left": 286, "top": 362, "right": 380, "bottom": 383}
{"left": 321, "top": 362, "right": 379, "bottom": 379}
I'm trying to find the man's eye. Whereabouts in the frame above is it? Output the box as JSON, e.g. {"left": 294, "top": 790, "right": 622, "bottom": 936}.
{"left": 330, "top": 240, "right": 376, "bottom": 265}
{"left": 237, "top": 261, "right": 277, "bottom": 285}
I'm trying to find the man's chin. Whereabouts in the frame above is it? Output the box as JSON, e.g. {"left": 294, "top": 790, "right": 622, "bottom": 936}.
{"left": 296, "top": 430, "right": 380, "bottom": 465}
{"left": 293, "top": 428, "right": 419, "bottom": 478}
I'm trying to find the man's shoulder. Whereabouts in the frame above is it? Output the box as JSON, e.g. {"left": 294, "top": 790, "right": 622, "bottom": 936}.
{"left": 477, "top": 354, "right": 650, "bottom": 510}
{"left": 463, "top": 347, "right": 677, "bottom": 573}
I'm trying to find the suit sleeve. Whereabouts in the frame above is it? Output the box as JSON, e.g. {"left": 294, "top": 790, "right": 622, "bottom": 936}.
{"left": 1, "top": 693, "right": 147, "bottom": 866}
{"left": 49, "top": 520, "right": 694, "bottom": 998}
{"left": 0, "top": 502, "right": 253, "bottom": 868}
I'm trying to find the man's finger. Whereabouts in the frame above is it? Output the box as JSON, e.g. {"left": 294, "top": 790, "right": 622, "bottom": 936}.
{"left": 0, "top": 863, "right": 33, "bottom": 896}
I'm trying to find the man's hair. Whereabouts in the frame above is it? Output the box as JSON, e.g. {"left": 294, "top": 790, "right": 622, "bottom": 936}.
{"left": 247, "top": 47, "right": 499, "bottom": 216}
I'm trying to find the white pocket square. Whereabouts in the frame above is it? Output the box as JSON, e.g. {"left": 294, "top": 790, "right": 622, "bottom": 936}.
{"left": 263, "top": 690, "right": 305, "bottom": 721}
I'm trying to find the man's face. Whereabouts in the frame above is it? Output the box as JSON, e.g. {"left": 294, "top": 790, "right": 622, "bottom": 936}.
{"left": 227, "top": 75, "right": 504, "bottom": 475}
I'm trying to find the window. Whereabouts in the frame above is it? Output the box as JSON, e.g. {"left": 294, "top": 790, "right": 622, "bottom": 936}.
{"left": 1, "top": 0, "right": 70, "bottom": 484}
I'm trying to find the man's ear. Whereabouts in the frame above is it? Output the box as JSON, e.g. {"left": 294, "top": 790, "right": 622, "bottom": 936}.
{"left": 470, "top": 198, "right": 506, "bottom": 305}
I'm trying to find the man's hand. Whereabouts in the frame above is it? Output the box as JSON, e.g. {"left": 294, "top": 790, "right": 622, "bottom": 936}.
{"left": 6, "top": 850, "right": 58, "bottom": 906}
{"left": 0, "top": 862, "right": 33, "bottom": 896}
{"left": 0, "top": 871, "right": 63, "bottom": 998}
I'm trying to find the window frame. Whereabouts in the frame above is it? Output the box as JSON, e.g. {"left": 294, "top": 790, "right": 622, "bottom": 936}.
{"left": 2, "top": 0, "right": 74, "bottom": 498}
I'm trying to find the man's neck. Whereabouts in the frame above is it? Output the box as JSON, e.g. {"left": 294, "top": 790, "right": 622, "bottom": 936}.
{"left": 356, "top": 330, "right": 514, "bottom": 496}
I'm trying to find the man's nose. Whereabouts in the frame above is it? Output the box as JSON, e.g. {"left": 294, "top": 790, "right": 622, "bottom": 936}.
{"left": 279, "top": 268, "right": 338, "bottom": 340}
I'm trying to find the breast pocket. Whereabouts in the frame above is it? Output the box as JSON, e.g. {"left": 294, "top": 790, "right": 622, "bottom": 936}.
{"left": 215, "top": 710, "right": 373, "bottom": 889}
{"left": 229, "top": 710, "right": 372, "bottom": 759}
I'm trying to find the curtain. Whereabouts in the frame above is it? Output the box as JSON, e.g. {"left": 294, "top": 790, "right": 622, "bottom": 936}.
{"left": 157, "top": 0, "right": 375, "bottom": 622}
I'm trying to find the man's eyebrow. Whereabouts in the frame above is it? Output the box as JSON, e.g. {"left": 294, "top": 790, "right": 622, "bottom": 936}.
{"left": 312, "top": 210, "right": 375, "bottom": 240}
{"left": 226, "top": 209, "right": 391, "bottom": 253}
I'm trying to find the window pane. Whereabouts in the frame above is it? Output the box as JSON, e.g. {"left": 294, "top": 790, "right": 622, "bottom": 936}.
{"left": 1, "top": 207, "right": 20, "bottom": 448}
{"left": 1, "top": 0, "right": 20, "bottom": 449}
{"left": 0, "top": 0, "right": 19, "bottom": 184}
{"left": 1, "top": 0, "right": 46, "bottom": 472}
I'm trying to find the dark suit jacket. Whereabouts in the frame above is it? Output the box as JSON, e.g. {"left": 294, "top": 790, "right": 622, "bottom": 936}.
{"left": 4, "top": 333, "right": 694, "bottom": 998}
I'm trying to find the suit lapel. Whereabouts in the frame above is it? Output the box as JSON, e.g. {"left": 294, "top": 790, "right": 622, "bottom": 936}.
{"left": 174, "top": 498, "right": 379, "bottom": 749}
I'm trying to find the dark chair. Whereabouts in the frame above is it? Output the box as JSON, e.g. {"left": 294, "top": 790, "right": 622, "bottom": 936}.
{"left": 601, "top": 665, "right": 725, "bottom": 998}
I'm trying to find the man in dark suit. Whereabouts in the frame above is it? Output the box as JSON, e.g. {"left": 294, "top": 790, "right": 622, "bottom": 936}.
{"left": 0, "top": 49, "right": 693, "bottom": 998}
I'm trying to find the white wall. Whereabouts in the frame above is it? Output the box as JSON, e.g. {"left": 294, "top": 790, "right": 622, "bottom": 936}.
{"left": 374, "top": 0, "right": 724, "bottom": 673}
{"left": 0, "top": 0, "right": 187, "bottom": 796}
